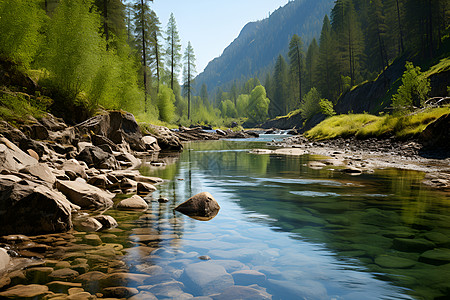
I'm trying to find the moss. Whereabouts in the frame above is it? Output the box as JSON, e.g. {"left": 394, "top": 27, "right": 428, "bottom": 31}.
{"left": 305, "top": 107, "right": 450, "bottom": 140}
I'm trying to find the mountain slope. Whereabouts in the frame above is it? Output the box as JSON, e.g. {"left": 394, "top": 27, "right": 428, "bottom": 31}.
{"left": 194, "top": 0, "right": 334, "bottom": 95}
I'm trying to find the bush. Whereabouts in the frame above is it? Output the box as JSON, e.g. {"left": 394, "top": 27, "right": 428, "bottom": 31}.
{"left": 300, "top": 88, "right": 321, "bottom": 119}
{"left": 248, "top": 85, "right": 270, "bottom": 123}
{"left": 319, "top": 99, "right": 336, "bottom": 116}
{"left": 157, "top": 85, "right": 175, "bottom": 123}
{"left": 392, "top": 62, "right": 430, "bottom": 112}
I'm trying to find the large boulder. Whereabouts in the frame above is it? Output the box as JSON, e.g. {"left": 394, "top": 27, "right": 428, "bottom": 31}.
{"left": 76, "top": 111, "right": 146, "bottom": 151}
{"left": 56, "top": 180, "right": 115, "bottom": 209}
{"left": 142, "top": 136, "right": 161, "bottom": 152}
{"left": 420, "top": 113, "right": 450, "bottom": 149}
{"left": 0, "top": 248, "right": 10, "bottom": 273}
{"left": 143, "top": 124, "right": 183, "bottom": 151}
{"left": 20, "top": 163, "right": 56, "bottom": 184}
{"left": 76, "top": 146, "right": 119, "bottom": 170}
{"left": 0, "top": 136, "right": 38, "bottom": 172}
{"left": 116, "top": 195, "right": 148, "bottom": 210}
{"left": 39, "top": 113, "right": 67, "bottom": 131}
{"left": 0, "top": 184, "right": 75, "bottom": 235}
{"left": 174, "top": 192, "right": 220, "bottom": 220}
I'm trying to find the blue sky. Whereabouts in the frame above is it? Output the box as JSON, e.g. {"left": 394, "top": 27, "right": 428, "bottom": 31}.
{"left": 150, "top": 0, "right": 290, "bottom": 74}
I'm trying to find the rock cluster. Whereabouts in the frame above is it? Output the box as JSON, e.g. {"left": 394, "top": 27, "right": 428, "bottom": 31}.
{"left": 0, "top": 111, "right": 169, "bottom": 237}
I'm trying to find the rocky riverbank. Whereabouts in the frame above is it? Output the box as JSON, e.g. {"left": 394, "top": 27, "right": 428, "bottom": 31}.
{"left": 253, "top": 135, "right": 450, "bottom": 190}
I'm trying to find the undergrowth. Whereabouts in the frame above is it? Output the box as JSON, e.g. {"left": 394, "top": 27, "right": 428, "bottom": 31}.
{"left": 305, "top": 106, "right": 450, "bottom": 140}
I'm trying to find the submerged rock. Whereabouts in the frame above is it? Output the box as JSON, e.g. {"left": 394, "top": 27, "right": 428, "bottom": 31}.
{"left": 181, "top": 261, "right": 234, "bottom": 295}
{"left": 174, "top": 192, "right": 220, "bottom": 220}
{"left": 116, "top": 195, "right": 148, "bottom": 210}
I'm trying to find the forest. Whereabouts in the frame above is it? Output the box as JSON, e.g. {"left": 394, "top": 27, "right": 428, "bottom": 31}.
{"left": 0, "top": 0, "right": 449, "bottom": 129}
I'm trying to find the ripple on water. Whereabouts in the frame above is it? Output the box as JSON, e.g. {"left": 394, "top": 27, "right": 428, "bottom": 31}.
{"left": 290, "top": 191, "right": 340, "bottom": 197}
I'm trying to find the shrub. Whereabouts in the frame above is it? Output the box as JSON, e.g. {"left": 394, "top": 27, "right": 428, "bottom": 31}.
{"left": 392, "top": 62, "right": 430, "bottom": 112}
{"left": 319, "top": 98, "right": 336, "bottom": 117}
{"left": 300, "top": 88, "right": 321, "bottom": 120}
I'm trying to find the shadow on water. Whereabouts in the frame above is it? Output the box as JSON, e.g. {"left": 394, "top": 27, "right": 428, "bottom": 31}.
{"left": 140, "top": 139, "right": 450, "bottom": 300}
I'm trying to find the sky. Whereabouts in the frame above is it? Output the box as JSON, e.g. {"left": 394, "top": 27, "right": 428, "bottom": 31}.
{"left": 150, "top": 0, "right": 290, "bottom": 75}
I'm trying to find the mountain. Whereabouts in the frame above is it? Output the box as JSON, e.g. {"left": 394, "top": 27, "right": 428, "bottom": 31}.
{"left": 194, "top": 0, "right": 335, "bottom": 96}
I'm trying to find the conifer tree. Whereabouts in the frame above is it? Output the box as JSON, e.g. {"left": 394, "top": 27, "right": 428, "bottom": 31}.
{"left": 149, "top": 9, "right": 162, "bottom": 92}
{"left": 331, "top": 0, "right": 364, "bottom": 88}
{"left": 165, "top": 13, "right": 182, "bottom": 91}
{"left": 317, "top": 15, "right": 336, "bottom": 100}
{"left": 288, "top": 34, "right": 304, "bottom": 110}
{"left": 94, "top": 0, "right": 126, "bottom": 51}
{"left": 200, "top": 83, "right": 209, "bottom": 107}
{"left": 271, "top": 55, "right": 289, "bottom": 117}
{"left": 183, "top": 41, "right": 196, "bottom": 120}
{"left": 132, "top": 0, "right": 153, "bottom": 112}
{"left": 305, "top": 38, "right": 319, "bottom": 94}
{"left": 366, "top": 0, "right": 389, "bottom": 76}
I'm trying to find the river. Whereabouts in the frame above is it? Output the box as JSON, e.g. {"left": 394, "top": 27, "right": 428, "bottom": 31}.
{"left": 3, "top": 135, "right": 450, "bottom": 299}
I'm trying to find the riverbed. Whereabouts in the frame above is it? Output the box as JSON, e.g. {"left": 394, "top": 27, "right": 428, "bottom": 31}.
{"left": 2, "top": 136, "right": 450, "bottom": 299}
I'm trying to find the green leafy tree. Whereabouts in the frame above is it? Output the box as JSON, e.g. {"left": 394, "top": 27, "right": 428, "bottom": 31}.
{"left": 200, "top": 83, "right": 209, "bottom": 108}
{"left": 300, "top": 88, "right": 321, "bottom": 120}
{"left": 220, "top": 99, "right": 237, "bottom": 118}
{"left": 157, "top": 85, "right": 175, "bottom": 122}
{"left": 183, "top": 41, "right": 196, "bottom": 120}
{"left": 288, "top": 34, "right": 304, "bottom": 110}
{"left": 319, "top": 99, "right": 336, "bottom": 117}
{"left": 94, "top": 0, "right": 126, "bottom": 51}
{"left": 248, "top": 85, "right": 270, "bottom": 123}
{"left": 236, "top": 94, "right": 249, "bottom": 117}
{"left": 165, "top": 13, "right": 182, "bottom": 90}
{"left": 0, "top": 0, "right": 44, "bottom": 67}
{"left": 392, "top": 62, "right": 430, "bottom": 111}
{"left": 149, "top": 9, "right": 163, "bottom": 92}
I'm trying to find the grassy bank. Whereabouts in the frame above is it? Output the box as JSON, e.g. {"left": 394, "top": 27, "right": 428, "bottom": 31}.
{"left": 305, "top": 106, "right": 450, "bottom": 140}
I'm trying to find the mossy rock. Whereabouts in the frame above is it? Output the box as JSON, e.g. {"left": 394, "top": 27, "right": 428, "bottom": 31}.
{"left": 423, "top": 232, "right": 450, "bottom": 247}
{"left": 419, "top": 249, "right": 450, "bottom": 266}
{"left": 392, "top": 238, "right": 435, "bottom": 253}
{"left": 374, "top": 255, "right": 416, "bottom": 269}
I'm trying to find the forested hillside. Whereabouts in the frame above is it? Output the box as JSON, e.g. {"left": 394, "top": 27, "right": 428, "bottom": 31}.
{"left": 194, "top": 0, "right": 334, "bottom": 102}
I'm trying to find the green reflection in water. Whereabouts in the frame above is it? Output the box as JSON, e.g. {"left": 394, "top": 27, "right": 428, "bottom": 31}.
{"left": 140, "top": 140, "right": 450, "bottom": 299}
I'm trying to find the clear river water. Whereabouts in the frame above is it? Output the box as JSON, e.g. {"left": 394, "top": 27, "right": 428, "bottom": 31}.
{"left": 130, "top": 136, "right": 449, "bottom": 299}
{"left": 5, "top": 135, "right": 450, "bottom": 300}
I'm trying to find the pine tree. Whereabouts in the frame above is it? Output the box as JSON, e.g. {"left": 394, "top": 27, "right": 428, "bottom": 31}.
{"left": 93, "top": 0, "right": 126, "bottom": 51}
{"left": 149, "top": 9, "right": 162, "bottom": 92}
{"left": 288, "top": 34, "right": 304, "bottom": 111}
{"left": 165, "top": 13, "right": 182, "bottom": 91}
{"left": 366, "top": 0, "right": 389, "bottom": 76}
{"left": 305, "top": 38, "right": 319, "bottom": 94}
{"left": 183, "top": 41, "right": 196, "bottom": 120}
{"left": 132, "top": 0, "right": 153, "bottom": 112}
{"left": 200, "top": 83, "right": 209, "bottom": 107}
{"left": 271, "top": 55, "right": 289, "bottom": 117}
{"left": 331, "top": 0, "right": 364, "bottom": 88}
{"left": 317, "top": 15, "right": 337, "bottom": 101}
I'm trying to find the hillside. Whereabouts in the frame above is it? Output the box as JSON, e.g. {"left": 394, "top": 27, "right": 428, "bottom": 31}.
{"left": 194, "top": 0, "right": 334, "bottom": 95}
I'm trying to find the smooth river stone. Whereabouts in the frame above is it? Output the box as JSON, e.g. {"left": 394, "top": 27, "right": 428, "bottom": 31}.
{"left": 392, "top": 238, "right": 435, "bottom": 253}
{"left": 374, "top": 255, "right": 416, "bottom": 269}
{"left": 213, "top": 285, "right": 272, "bottom": 300}
{"left": 181, "top": 261, "right": 234, "bottom": 295}
{"left": 419, "top": 249, "right": 450, "bottom": 265}
{"left": 0, "top": 284, "right": 49, "bottom": 298}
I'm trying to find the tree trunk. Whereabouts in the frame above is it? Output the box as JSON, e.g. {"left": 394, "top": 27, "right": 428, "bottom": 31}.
{"left": 396, "top": 0, "right": 405, "bottom": 53}
{"left": 140, "top": 0, "right": 147, "bottom": 112}
{"left": 188, "top": 52, "right": 191, "bottom": 120}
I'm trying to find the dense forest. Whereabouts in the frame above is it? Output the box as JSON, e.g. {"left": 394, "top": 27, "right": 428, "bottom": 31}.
{"left": 0, "top": 0, "right": 211, "bottom": 125}
{"left": 0, "top": 0, "right": 449, "bottom": 129}
{"left": 209, "top": 0, "right": 450, "bottom": 126}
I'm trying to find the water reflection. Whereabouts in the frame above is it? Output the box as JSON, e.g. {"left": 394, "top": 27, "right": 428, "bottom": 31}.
{"left": 138, "top": 140, "right": 450, "bottom": 299}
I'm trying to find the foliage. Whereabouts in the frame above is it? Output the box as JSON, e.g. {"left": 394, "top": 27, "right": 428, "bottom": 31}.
{"left": 288, "top": 34, "right": 304, "bottom": 110}
{"left": 157, "top": 85, "right": 175, "bottom": 123}
{"left": 306, "top": 107, "right": 450, "bottom": 140}
{"left": 220, "top": 99, "right": 237, "bottom": 118}
{"left": 392, "top": 62, "right": 431, "bottom": 112}
{"left": 165, "top": 13, "right": 182, "bottom": 90}
{"left": 300, "top": 88, "right": 322, "bottom": 120}
{"left": 248, "top": 85, "right": 270, "bottom": 123}
{"left": 319, "top": 98, "right": 336, "bottom": 116}
{"left": 0, "top": 0, "right": 44, "bottom": 67}
{"left": 236, "top": 94, "right": 250, "bottom": 117}
{"left": 0, "top": 92, "right": 49, "bottom": 123}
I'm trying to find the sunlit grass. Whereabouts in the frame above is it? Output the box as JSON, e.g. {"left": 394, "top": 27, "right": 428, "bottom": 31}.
{"left": 0, "top": 91, "right": 48, "bottom": 124}
{"left": 305, "top": 107, "right": 450, "bottom": 140}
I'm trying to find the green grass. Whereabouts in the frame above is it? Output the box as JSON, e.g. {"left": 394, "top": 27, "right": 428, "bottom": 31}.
{"left": 305, "top": 107, "right": 450, "bottom": 140}
{"left": 0, "top": 91, "right": 50, "bottom": 124}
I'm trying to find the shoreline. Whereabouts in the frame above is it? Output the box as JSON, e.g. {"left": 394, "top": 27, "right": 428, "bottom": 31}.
{"left": 253, "top": 135, "right": 450, "bottom": 190}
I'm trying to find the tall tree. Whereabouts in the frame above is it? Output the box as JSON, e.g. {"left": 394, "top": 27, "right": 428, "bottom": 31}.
{"left": 317, "top": 15, "right": 336, "bottom": 100}
{"left": 183, "top": 41, "right": 196, "bottom": 120}
{"left": 200, "top": 83, "right": 209, "bottom": 107}
{"left": 132, "top": 0, "right": 153, "bottom": 112}
{"left": 331, "top": 0, "right": 364, "bottom": 88}
{"left": 288, "top": 34, "right": 304, "bottom": 110}
{"left": 94, "top": 0, "right": 126, "bottom": 51}
{"left": 366, "top": 0, "right": 389, "bottom": 76}
{"left": 165, "top": 13, "right": 182, "bottom": 90}
{"left": 270, "top": 55, "right": 288, "bottom": 117}
{"left": 149, "top": 9, "right": 162, "bottom": 92}
{"left": 305, "top": 38, "right": 319, "bottom": 94}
